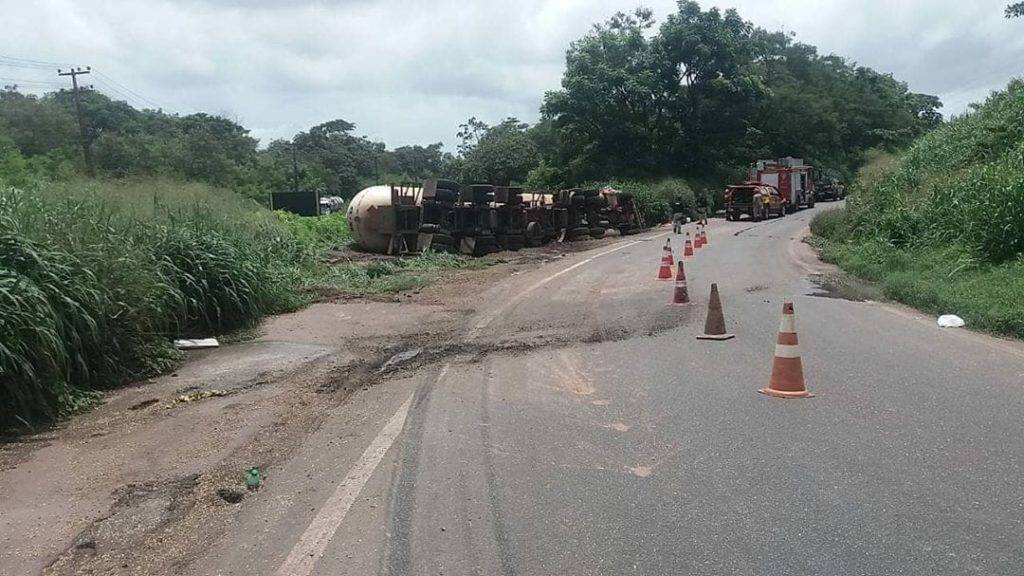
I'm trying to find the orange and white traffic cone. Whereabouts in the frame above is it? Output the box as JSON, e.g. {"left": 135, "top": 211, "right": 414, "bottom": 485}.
{"left": 702, "top": 226, "right": 710, "bottom": 246}
{"left": 696, "top": 283, "right": 734, "bottom": 340}
{"left": 670, "top": 261, "right": 690, "bottom": 305}
{"left": 696, "top": 227, "right": 705, "bottom": 249}
{"left": 683, "top": 233, "right": 694, "bottom": 258}
{"left": 759, "top": 302, "right": 813, "bottom": 398}
{"left": 663, "top": 239, "right": 675, "bottom": 266}
{"left": 657, "top": 251, "right": 674, "bottom": 281}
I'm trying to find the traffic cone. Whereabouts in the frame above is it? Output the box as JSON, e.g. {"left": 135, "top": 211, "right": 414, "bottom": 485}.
{"left": 663, "top": 239, "right": 675, "bottom": 266}
{"left": 700, "top": 227, "right": 707, "bottom": 247}
{"left": 670, "top": 261, "right": 690, "bottom": 305}
{"left": 683, "top": 233, "right": 694, "bottom": 257}
{"left": 657, "top": 252, "right": 674, "bottom": 281}
{"left": 759, "top": 302, "right": 813, "bottom": 398}
{"left": 695, "top": 227, "right": 705, "bottom": 249}
{"left": 696, "top": 283, "right": 734, "bottom": 340}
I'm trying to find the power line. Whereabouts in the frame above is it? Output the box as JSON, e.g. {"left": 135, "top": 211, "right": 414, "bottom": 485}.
{"left": 0, "top": 53, "right": 72, "bottom": 68}
{"left": 92, "top": 70, "right": 162, "bottom": 109}
{"left": 0, "top": 53, "right": 167, "bottom": 111}
{"left": 0, "top": 77, "right": 65, "bottom": 87}
{"left": 90, "top": 77, "right": 152, "bottom": 109}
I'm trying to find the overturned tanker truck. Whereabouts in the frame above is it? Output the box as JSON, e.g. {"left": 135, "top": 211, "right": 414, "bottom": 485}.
{"left": 346, "top": 180, "right": 644, "bottom": 256}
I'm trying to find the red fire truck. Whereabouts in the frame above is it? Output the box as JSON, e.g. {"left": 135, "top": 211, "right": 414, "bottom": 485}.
{"left": 750, "top": 157, "right": 816, "bottom": 213}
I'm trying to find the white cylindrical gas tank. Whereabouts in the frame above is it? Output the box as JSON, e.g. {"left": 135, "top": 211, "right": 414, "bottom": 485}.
{"left": 346, "top": 185, "right": 423, "bottom": 253}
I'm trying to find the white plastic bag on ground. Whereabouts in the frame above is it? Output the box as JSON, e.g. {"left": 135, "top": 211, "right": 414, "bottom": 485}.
{"left": 937, "top": 315, "right": 965, "bottom": 328}
{"left": 174, "top": 338, "right": 220, "bottom": 350}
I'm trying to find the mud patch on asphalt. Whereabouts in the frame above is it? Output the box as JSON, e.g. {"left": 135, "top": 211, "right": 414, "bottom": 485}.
{"left": 807, "top": 272, "right": 884, "bottom": 302}
{"left": 56, "top": 475, "right": 200, "bottom": 568}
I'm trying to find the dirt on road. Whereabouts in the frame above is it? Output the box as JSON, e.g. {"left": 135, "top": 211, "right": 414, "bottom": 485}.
{"left": 0, "top": 231, "right": 661, "bottom": 576}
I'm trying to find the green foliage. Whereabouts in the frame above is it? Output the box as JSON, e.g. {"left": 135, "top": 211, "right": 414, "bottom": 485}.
{"left": 311, "top": 250, "right": 483, "bottom": 296}
{"left": 821, "top": 240, "right": 1024, "bottom": 338}
{"left": 844, "top": 80, "right": 1024, "bottom": 263}
{"left": 541, "top": 3, "right": 941, "bottom": 186}
{"left": 0, "top": 178, "right": 323, "bottom": 430}
{"left": 811, "top": 80, "right": 1024, "bottom": 339}
{"left": 273, "top": 211, "right": 351, "bottom": 251}
{"left": 651, "top": 178, "right": 697, "bottom": 217}
{"left": 809, "top": 207, "right": 850, "bottom": 243}
{"left": 459, "top": 118, "right": 539, "bottom": 185}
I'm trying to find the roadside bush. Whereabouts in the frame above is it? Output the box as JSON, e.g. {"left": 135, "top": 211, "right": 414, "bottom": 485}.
{"left": 846, "top": 79, "right": 1024, "bottom": 263}
{"left": 809, "top": 207, "right": 850, "bottom": 242}
{"left": 0, "top": 178, "right": 322, "bottom": 429}
{"left": 810, "top": 80, "right": 1024, "bottom": 339}
{"left": 651, "top": 178, "right": 697, "bottom": 217}
{"left": 274, "top": 211, "right": 351, "bottom": 251}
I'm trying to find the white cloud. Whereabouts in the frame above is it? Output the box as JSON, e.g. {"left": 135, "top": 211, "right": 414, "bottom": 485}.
{"left": 1, "top": 0, "right": 1021, "bottom": 149}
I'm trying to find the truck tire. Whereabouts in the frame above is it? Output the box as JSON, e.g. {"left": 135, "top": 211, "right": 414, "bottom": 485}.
{"left": 589, "top": 227, "right": 605, "bottom": 239}
{"left": 568, "top": 226, "right": 589, "bottom": 240}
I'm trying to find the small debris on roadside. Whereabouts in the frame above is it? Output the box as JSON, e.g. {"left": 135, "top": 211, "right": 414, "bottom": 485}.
{"left": 163, "top": 389, "right": 229, "bottom": 409}
{"left": 173, "top": 338, "right": 220, "bottom": 350}
{"left": 246, "top": 467, "right": 262, "bottom": 490}
{"left": 937, "top": 314, "right": 965, "bottom": 328}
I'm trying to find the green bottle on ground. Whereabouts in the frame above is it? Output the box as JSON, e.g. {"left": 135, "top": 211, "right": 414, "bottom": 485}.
{"left": 246, "top": 467, "right": 261, "bottom": 490}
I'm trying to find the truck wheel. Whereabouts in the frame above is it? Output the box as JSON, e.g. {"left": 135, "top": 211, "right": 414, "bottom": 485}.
{"left": 589, "top": 227, "right": 605, "bottom": 239}
{"left": 568, "top": 226, "right": 589, "bottom": 240}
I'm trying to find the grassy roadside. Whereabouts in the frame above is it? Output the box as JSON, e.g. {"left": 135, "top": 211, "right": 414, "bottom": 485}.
{"left": 811, "top": 207, "right": 1024, "bottom": 337}
{"left": 807, "top": 79, "right": 1024, "bottom": 339}
{"left": 0, "top": 177, "right": 480, "bottom": 430}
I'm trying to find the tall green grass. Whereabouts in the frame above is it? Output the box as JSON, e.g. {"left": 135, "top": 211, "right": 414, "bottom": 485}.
{"left": 843, "top": 79, "right": 1024, "bottom": 263}
{"left": 0, "top": 178, "right": 337, "bottom": 429}
{"left": 809, "top": 80, "right": 1024, "bottom": 338}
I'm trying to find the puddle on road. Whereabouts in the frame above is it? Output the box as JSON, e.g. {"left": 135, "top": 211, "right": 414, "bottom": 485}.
{"left": 806, "top": 272, "right": 884, "bottom": 302}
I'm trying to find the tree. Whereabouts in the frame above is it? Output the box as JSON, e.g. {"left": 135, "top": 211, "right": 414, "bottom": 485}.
{"left": 456, "top": 117, "right": 489, "bottom": 157}
{"left": 459, "top": 118, "right": 539, "bottom": 185}
{"left": 541, "top": 8, "right": 668, "bottom": 183}
{"left": 538, "top": 2, "right": 943, "bottom": 188}
{"left": 0, "top": 88, "right": 77, "bottom": 157}
{"left": 657, "top": 2, "right": 765, "bottom": 168}
{"left": 385, "top": 143, "right": 452, "bottom": 181}
{"left": 1008, "top": 2, "right": 1024, "bottom": 17}
{"left": 291, "top": 119, "right": 384, "bottom": 198}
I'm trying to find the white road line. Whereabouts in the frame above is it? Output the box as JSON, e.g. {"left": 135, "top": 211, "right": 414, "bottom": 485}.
{"left": 468, "top": 232, "right": 670, "bottom": 338}
{"left": 275, "top": 365, "right": 449, "bottom": 576}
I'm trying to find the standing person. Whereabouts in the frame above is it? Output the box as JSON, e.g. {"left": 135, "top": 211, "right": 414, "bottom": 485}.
{"left": 670, "top": 195, "right": 687, "bottom": 234}
{"left": 672, "top": 211, "right": 685, "bottom": 234}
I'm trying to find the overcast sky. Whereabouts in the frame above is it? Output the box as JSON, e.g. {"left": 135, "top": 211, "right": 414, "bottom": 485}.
{"left": 2, "top": 0, "right": 1022, "bottom": 150}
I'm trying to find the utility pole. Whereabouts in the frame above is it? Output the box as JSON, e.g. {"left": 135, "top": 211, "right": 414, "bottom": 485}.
{"left": 58, "top": 66, "right": 94, "bottom": 175}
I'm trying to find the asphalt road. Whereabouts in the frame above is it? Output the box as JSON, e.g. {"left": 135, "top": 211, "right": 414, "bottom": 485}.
{"left": 191, "top": 204, "right": 1024, "bottom": 575}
